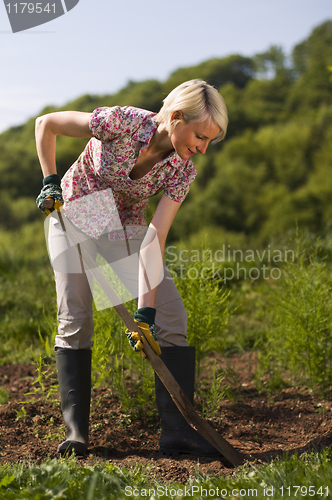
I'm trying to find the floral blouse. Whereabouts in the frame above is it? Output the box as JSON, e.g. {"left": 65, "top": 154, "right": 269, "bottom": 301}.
{"left": 61, "top": 106, "right": 197, "bottom": 239}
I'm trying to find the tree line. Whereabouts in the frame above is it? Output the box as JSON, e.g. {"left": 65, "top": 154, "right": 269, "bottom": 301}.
{"left": 0, "top": 20, "right": 331, "bottom": 246}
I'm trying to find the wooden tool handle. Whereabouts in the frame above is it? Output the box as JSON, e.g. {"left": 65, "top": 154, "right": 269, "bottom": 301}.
{"left": 43, "top": 198, "right": 55, "bottom": 209}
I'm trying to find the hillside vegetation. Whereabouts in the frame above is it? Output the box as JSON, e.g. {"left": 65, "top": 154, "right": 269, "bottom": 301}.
{"left": 1, "top": 22, "right": 332, "bottom": 495}
{"left": 0, "top": 20, "right": 331, "bottom": 246}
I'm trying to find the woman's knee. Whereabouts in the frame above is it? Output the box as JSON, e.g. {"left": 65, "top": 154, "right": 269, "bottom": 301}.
{"left": 155, "top": 298, "right": 188, "bottom": 347}
{"left": 55, "top": 316, "right": 94, "bottom": 350}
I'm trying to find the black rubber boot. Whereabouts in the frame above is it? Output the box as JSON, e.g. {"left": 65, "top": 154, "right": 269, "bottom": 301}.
{"left": 155, "top": 346, "right": 221, "bottom": 457}
{"left": 55, "top": 348, "right": 91, "bottom": 456}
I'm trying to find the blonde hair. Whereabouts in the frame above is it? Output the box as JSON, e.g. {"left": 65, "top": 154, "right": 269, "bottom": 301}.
{"left": 155, "top": 79, "right": 228, "bottom": 142}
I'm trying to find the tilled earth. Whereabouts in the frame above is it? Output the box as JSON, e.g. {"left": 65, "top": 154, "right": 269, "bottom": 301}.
{"left": 0, "top": 353, "right": 331, "bottom": 483}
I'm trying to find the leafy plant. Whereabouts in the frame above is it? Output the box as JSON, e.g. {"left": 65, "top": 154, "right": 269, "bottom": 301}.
{"left": 24, "top": 353, "right": 58, "bottom": 402}
{"left": 171, "top": 245, "right": 231, "bottom": 381}
{"left": 0, "top": 387, "right": 9, "bottom": 405}
{"left": 257, "top": 234, "right": 332, "bottom": 394}
{"left": 198, "top": 360, "right": 228, "bottom": 421}
{"left": 92, "top": 301, "right": 156, "bottom": 418}
{"left": 15, "top": 407, "right": 27, "bottom": 421}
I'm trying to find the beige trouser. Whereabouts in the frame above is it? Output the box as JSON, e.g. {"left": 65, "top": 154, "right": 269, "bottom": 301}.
{"left": 47, "top": 217, "right": 188, "bottom": 350}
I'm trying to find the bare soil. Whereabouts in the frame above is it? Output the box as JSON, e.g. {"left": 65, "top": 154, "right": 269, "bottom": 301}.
{"left": 0, "top": 352, "right": 331, "bottom": 483}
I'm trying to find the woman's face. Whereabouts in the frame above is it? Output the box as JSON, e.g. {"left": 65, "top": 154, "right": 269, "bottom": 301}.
{"left": 170, "top": 114, "right": 221, "bottom": 161}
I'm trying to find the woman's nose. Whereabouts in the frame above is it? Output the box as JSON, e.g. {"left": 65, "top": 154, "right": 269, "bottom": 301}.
{"left": 197, "top": 141, "right": 208, "bottom": 154}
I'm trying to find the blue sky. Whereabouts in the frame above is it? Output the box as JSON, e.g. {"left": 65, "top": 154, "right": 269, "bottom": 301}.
{"left": 0, "top": 0, "right": 331, "bottom": 133}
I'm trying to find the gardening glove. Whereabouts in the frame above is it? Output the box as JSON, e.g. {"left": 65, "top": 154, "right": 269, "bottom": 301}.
{"left": 36, "top": 174, "right": 64, "bottom": 215}
{"left": 125, "top": 307, "right": 161, "bottom": 359}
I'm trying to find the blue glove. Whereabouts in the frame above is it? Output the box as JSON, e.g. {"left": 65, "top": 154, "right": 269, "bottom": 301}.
{"left": 36, "top": 174, "right": 64, "bottom": 213}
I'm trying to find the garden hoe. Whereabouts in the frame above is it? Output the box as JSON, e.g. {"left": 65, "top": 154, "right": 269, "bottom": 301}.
{"left": 43, "top": 198, "right": 246, "bottom": 467}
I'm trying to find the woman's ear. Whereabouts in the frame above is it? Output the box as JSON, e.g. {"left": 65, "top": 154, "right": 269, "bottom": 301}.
{"left": 170, "top": 110, "right": 183, "bottom": 122}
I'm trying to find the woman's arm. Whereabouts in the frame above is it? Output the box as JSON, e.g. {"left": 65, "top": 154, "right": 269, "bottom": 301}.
{"left": 138, "top": 193, "right": 182, "bottom": 309}
{"left": 35, "top": 111, "right": 93, "bottom": 177}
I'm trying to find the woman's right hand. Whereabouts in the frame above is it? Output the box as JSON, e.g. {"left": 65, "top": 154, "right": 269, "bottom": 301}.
{"left": 36, "top": 174, "right": 63, "bottom": 214}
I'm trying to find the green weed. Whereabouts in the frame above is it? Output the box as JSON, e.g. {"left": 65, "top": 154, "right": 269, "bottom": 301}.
{"left": 92, "top": 302, "right": 156, "bottom": 418}
{"left": 25, "top": 354, "right": 57, "bottom": 401}
{"left": 198, "top": 360, "right": 228, "bottom": 421}
{"left": 0, "top": 386, "right": 10, "bottom": 405}
{"left": 41, "top": 433, "right": 61, "bottom": 441}
{"left": 257, "top": 234, "right": 332, "bottom": 395}
{"left": 0, "top": 223, "right": 55, "bottom": 366}
{"left": 15, "top": 407, "right": 27, "bottom": 421}
{"left": 171, "top": 245, "right": 231, "bottom": 381}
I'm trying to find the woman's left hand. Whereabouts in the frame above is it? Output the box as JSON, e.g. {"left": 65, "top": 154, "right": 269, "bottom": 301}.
{"left": 125, "top": 307, "right": 161, "bottom": 358}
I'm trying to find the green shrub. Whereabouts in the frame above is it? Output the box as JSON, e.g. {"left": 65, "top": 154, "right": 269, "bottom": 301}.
{"left": 170, "top": 247, "right": 231, "bottom": 381}
{"left": 91, "top": 302, "right": 156, "bottom": 418}
{"left": 257, "top": 235, "right": 332, "bottom": 394}
{"left": 0, "top": 223, "right": 55, "bottom": 365}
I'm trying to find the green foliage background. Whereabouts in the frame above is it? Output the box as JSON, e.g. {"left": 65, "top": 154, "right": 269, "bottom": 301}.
{"left": 0, "top": 21, "right": 332, "bottom": 494}
{"left": 1, "top": 20, "right": 332, "bottom": 392}
{"left": 0, "top": 20, "right": 331, "bottom": 242}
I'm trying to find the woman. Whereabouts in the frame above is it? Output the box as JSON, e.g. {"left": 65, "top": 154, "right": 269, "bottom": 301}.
{"left": 36, "top": 79, "right": 228, "bottom": 457}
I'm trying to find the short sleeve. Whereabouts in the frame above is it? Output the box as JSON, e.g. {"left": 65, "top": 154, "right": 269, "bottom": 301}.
{"left": 164, "top": 163, "right": 197, "bottom": 203}
{"left": 89, "top": 106, "right": 146, "bottom": 142}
